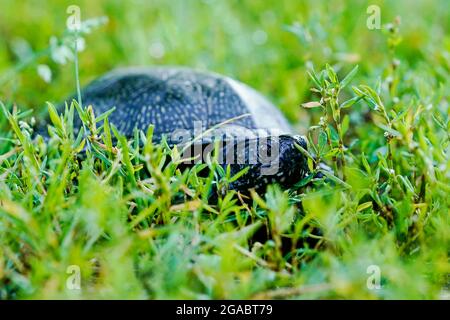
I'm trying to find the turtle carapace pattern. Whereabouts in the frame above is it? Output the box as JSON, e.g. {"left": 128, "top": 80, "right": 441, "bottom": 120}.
{"left": 75, "top": 67, "right": 292, "bottom": 142}
{"left": 60, "top": 66, "right": 310, "bottom": 192}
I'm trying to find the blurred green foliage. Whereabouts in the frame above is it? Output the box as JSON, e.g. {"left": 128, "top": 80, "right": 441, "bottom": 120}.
{"left": 1, "top": 0, "right": 448, "bottom": 124}
{"left": 0, "top": 0, "right": 449, "bottom": 299}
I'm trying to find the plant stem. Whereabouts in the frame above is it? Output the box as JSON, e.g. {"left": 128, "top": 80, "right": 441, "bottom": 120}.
{"left": 74, "top": 31, "right": 82, "bottom": 108}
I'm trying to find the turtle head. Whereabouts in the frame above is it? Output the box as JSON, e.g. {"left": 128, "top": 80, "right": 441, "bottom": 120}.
{"left": 225, "top": 134, "right": 309, "bottom": 192}
{"left": 260, "top": 134, "right": 309, "bottom": 187}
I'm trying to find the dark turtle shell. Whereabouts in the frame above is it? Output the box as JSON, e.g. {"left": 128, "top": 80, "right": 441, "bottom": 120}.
{"left": 44, "top": 66, "right": 310, "bottom": 193}
{"left": 73, "top": 66, "right": 293, "bottom": 143}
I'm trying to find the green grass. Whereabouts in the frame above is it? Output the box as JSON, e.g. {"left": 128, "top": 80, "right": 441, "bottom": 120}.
{"left": 0, "top": 0, "right": 449, "bottom": 299}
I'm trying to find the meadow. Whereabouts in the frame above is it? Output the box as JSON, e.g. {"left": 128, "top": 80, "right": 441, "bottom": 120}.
{"left": 0, "top": 0, "right": 448, "bottom": 299}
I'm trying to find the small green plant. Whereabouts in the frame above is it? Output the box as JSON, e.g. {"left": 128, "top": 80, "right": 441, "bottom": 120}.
{"left": 302, "top": 64, "right": 360, "bottom": 178}
{"left": 0, "top": 1, "right": 448, "bottom": 300}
